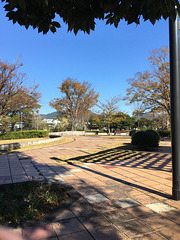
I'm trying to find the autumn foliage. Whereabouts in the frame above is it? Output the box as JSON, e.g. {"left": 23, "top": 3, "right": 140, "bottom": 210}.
{"left": 0, "top": 59, "right": 41, "bottom": 132}
{"left": 125, "top": 47, "right": 170, "bottom": 117}
{"left": 50, "top": 78, "right": 99, "bottom": 131}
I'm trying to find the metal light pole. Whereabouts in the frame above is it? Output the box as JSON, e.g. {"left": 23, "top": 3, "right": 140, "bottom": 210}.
{"left": 21, "top": 112, "right": 23, "bottom": 131}
{"left": 169, "top": 12, "right": 180, "bottom": 200}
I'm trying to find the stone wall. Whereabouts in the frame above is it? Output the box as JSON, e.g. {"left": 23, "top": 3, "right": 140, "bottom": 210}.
{"left": 49, "top": 131, "right": 85, "bottom": 137}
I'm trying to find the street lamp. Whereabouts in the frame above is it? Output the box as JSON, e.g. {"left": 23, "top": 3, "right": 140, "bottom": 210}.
{"left": 169, "top": 12, "right": 180, "bottom": 200}
{"left": 21, "top": 112, "right": 23, "bottom": 131}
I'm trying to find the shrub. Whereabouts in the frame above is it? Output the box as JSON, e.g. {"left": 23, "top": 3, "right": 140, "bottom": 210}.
{"left": 76, "top": 127, "right": 84, "bottom": 131}
{"left": 129, "top": 129, "right": 137, "bottom": 136}
{"left": 146, "top": 129, "right": 160, "bottom": 142}
{"left": 0, "top": 130, "right": 49, "bottom": 140}
{"left": 157, "top": 130, "right": 171, "bottom": 138}
{"left": 85, "top": 130, "right": 97, "bottom": 133}
{"left": 98, "top": 130, "right": 107, "bottom": 133}
{"left": 132, "top": 130, "right": 159, "bottom": 148}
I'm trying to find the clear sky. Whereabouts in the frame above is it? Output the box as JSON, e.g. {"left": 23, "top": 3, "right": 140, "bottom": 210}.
{"left": 0, "top": 3, "right": 169, "bottom": 115}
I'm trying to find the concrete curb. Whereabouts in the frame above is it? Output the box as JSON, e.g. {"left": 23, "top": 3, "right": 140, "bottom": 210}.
{"left": 0, "top": 137, "right": 63, "bottom": 151}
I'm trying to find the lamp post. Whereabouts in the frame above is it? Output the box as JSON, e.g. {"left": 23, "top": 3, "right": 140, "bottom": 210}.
{"left": 169, "top": 12, "right": 180, "bottom": 200}
{"left": 21, "top": 112, "right": 23, "bottom": 131}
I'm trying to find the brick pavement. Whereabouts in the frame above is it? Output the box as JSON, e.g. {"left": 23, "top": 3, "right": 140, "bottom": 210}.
{"left": 0, "top": 136, "right": 180, "bottom": 240}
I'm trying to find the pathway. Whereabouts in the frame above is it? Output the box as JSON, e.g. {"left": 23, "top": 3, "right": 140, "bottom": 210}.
{"left": 0, "top": 136, "right": 179, "bottom": 240}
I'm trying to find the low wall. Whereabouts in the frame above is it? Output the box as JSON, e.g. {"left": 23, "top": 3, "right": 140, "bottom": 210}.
{"left": 85, "top": 132, "right": 130, "bottom": 136}
{"left": 49, "top": 131, "right": 85, "bottom": 137}
{"left": 0, "top": 137, "right": 63, "bottom": 151}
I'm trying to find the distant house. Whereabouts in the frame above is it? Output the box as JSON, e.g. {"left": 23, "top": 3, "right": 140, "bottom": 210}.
{"left": 43, "top": 119, "right": 60, "bottom": 128}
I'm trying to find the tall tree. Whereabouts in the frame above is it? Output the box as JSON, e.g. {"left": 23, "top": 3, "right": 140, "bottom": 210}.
{"left": 0, "top": 59, "right": 41, "bottom": 131}
{"left": 98, "top": 96, "right": 122, "bottom": 134}
{"left": 0, "top": 59, "right": 24, "bottom": 119}
{"left": 49, "top": 78, "right": 99, "bottom": 131}
{"left": 111, "top": 112, "right": 136, "bottom": 131}
{"left": 2, "top": 0, "right": 179, "bottom": 34}
{"left": 125, "top": 47, "right": 170, "bottom": 117}
{"left": 8, "top": 86, "right": 41, "bottom": 130}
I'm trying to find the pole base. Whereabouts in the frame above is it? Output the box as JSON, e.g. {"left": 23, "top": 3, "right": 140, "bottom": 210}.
{"left": 172, "top": 189, "right": 180, "bottom": 200}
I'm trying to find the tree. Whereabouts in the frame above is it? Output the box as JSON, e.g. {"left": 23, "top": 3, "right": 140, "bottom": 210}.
{"left": 0, "top": 59, "right": 25, "bottom": 119}
{"left": 2, "top": 0, "right": 179, "bottom": 34}
{"left": 0, "top": 59, "right": 41, "bottom": 131}
{"left": 88, "top": 113, "right": 103, "bottom": 130}
{"left": 49, "top": 78, "right": 99, "bottom": 131}
{"left": 8, "top": 86, "right": 41, "bottom": 130}
{"left": 30, "top": 112, "right": 49, "bottom": 130}
{"left": 98, "top": 96, "right": 122, "bottom": 134}
{"left": 125, "top": 47, "right": 170, "bottom": 118}
{"left": 51, "top": 116, "right": 70, "bottom": 132}
{"left": 111, "top": 112, "right": 136, "bottom": 131}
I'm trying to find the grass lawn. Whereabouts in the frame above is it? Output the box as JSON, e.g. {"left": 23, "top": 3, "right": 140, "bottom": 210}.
{"left": 0, "top": 181, "right": 69, "bottom": 225}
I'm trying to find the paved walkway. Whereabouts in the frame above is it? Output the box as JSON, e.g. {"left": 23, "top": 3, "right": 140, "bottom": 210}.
{"left": 0, "top": 136, "right": 180, "bottom": 240}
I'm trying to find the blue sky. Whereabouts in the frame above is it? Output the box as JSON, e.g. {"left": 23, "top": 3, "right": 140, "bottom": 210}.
{"left": 0, "top": 3, "right": 169, "bottom": 115}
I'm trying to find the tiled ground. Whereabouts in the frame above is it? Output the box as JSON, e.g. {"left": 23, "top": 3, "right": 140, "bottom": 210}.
{"left": 0, "top": 136, "right": 179, "bottom": 240}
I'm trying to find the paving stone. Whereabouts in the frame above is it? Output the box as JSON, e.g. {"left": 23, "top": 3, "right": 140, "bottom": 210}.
{"left": 0, "top": 175, "right": 11, "bottom": 179}
{"left": 92, "top": 200, "right": 119, "bottom": 212}
{"left": 69, "top": 201, "right": 99, "bottom": 217}
{"left": 141, "top": 214, "right": 176, "bottom": 230}
{"left": 69, "top": 169, "right": 82, "bottom": 173}
{"left": 104, "top": 209, "right": 135, "bottom": 224}
{"left": 158, "top": 224, "right": 180, "bottom": 240}
{"left": 160, "top": 209, "right": 180, "bottom": 224}
{"left": 22, "top": 224, "right": 56, "bottom": 240}
{"left": 116, "top": 219, "right": 153, "bottom": 238}
{"left": 88, "top": 225, "right": 128, "bottom": 240}
{"left": 80, "top": 165, "right": 90, "bottom": 168}
{"left": 0, "top": 179, "right": 12, "bottom": 184}
{"left": 127, "top": 206, "right": 155, "bottom": 218}
{"left": 115, "top": 198, "right": 140, "bottom": 208}
{"left": 84, "top": 193, "right": 109, "bottom": 203}
{"left": 83, "top": 163, "right": 95, "bottom": 165}
{"left": 53, "top": 210, "right": 76, "bottom": 221}
{"left": 53, "top": 176, "right": 65, "bottom": 182}
{"left": 78, "top": 214, "right": 112, "bottom": 230}
{"left": 46, "top": 238, "right": 59, "bottom": 240}
{"left": 52, "top": 218, "right": 85, "bottom": 236}
{"left": 132, "top": 232, "right": 166, "bottom": 240}
{"left": 145, "top": 202, "right": 176, "bottom": 213}
{"left": 75, "top": 186, "right": 98, "bottom": 196}
{"left": 59, "top": 173, "right": 74, "bottom": 177}
{"left": 58, "top": 230, "right": 94, "bottom": 240}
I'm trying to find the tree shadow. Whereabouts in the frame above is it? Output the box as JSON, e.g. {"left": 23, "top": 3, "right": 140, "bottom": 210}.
{"left": 51, "top": 145, "right": 172, "bottom": 173}
{"left": 0, "top": 149, "right": 174, "bottom": 239}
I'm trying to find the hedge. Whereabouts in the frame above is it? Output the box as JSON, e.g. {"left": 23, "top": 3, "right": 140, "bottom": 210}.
{"left": 0, "top": 130, "right": 49, "bottom": 140}
{"left": 129, "top": 130, "right": 137, "bottom": 136}
{"left": 132, "top": 130, "right": 160, "bottom": 148}
{"left": 157, "top": 130, "right": 171, "bottom": 137}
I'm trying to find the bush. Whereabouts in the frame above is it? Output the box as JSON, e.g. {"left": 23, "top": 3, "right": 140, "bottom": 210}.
{"left": 157, "top": 130, "right": 171, "bottom": 138}
{"left": 85, "top": 130, "right": 97, "bottom": 133}
{"left": 146, "top": 129, "right": 160, "bottom": 141}
{"left": 129, "top": 129, "right": 137, "bottom": 136}
{"left": 76, "top": 127, "right": 84, "bottom": 131}
{"left": 98, "top": 130, "right": 107, "bottom": 133}
{"left": 0, "top": 130, "right": 49, "bottom": 140}
{"left": 132, "top": 130, "right": 159, "bottom": 148}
